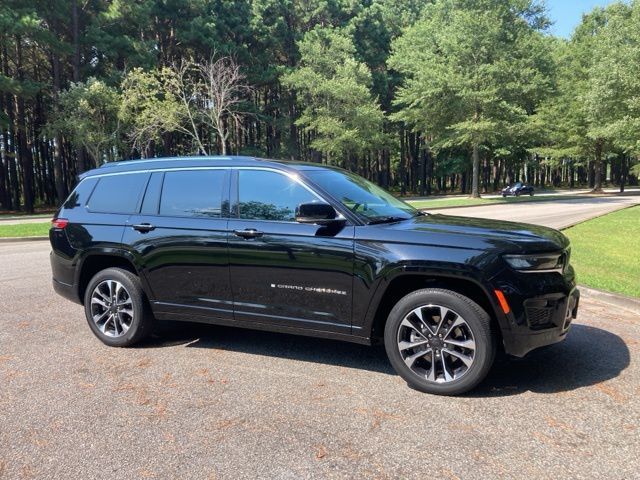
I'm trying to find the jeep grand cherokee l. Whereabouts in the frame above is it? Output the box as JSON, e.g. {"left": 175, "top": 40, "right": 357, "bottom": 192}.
{"left": 50, "top": 156, "right": 579, "bottom": 395}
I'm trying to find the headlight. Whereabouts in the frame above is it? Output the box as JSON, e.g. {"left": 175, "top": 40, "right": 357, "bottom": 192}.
{"left": 503, "top": 253, "right": 565, "bottom": 273}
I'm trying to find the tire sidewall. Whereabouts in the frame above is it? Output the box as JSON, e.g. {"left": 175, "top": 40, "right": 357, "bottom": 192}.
{"left": 83, "top": 268, "right": 147, "bottom": 347}
{"left": 384, "top": 289, "right": 495, "bottom": 395}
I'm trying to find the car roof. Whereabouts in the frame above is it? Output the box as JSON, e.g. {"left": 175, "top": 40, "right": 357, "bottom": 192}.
{"left": 79, "top": 155, "right": 340, "bottom": 178}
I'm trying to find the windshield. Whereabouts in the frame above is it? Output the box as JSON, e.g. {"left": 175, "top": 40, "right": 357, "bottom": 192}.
{"left": 305, "top": 169, "right": 418, "bottom": 222}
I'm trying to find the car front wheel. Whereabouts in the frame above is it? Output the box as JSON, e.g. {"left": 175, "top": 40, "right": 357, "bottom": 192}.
{"left": 83, "top": 267, "right": 154, "bottom": 347}
{"left": 384, "top": 288, "right": 496, "bottom": 395}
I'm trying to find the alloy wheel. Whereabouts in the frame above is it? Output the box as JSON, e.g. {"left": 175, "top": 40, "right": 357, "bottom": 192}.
{"left": 396, "top": 304, "right": 476, "bottom": 383}
{"left": 90, "top": 280, "right": 134, "bottom": 337}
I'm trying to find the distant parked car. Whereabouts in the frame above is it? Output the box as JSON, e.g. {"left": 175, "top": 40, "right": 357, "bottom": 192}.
{"left": 502, "top": 182, "right": 534, "bottom": 197}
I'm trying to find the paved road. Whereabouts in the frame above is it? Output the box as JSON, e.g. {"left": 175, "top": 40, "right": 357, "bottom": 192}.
{"left": 426, "top": 194, "right": 640, "bottom": 229}
{"left": 1, "top": 240, "right": 639, "bottom": 479}
{"left": 406, "top": 186, "right": 640, "bottom": 202}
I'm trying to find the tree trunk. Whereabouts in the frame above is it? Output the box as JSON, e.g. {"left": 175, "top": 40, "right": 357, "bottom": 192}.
{"left": 51, "top": 52, "right": 66, "bottom": 203}
{"left": 14, "top": 37, "right": 35, "bottom": 212}
{"left": 593, "top": 140, "right": 603, "bottom": 192}
{"left": 419, "top": 136, "right": 427, "bottom": 196}
{"left": 71, "top": 0, "right": 87, "bottom": 174}
{"left": 471, "top": 144, "right": 480, "bottom": 198}
{"left": 620, "top": 156, "right": 626, "bottom": 193}
{"left": 399, "top": 127, "right": 406, "bottom": 195}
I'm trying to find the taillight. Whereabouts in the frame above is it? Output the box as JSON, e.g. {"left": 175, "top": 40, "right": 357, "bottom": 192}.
{"left": 51, "top": 218, "right": 69, "bottom": 229}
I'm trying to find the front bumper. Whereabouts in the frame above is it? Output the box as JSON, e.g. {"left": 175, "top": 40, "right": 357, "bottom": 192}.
{"left": 491, "top": 260, "right": 580, "bottom": 357}
{"left": 501, "top": 288, "right": 580, "bottom": 357}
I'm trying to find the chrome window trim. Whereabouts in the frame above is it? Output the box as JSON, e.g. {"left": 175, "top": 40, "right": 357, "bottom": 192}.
{"left": 82, "top": 165, "right": 347, "bottom": 224}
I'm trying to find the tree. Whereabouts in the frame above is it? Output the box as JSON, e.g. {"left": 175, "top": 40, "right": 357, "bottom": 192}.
{"left": 121, "top": 57, "right": 251, "bottom": 157}
{"left": 50, "top": 78, "right": 121, "bottom": 167}
{"left": 390, "top": 0, "right": 553, "bottom": 197}
{"left": 282, "top": 26, "right": 387, "bottom": 168}
{"left": 120, "top": 67, "right": 188, "bottom": 157}
{"left": 194, "top": 56, "right": 252, "bottom": 155}
{"left": 1, "top": 0, "right": 639, "bottom": 212}
{"left": 587, "top": 2, "right": 640, "bottom": 190}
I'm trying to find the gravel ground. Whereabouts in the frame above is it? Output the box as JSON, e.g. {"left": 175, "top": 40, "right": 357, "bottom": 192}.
{"left": 1, "top": 241, "right": 639, "bottom": 480}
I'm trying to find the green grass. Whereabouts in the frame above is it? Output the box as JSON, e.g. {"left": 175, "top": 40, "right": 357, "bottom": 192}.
{"left": 0, "top": 222, "right": 50, "bottom": 238}
{"left": 406, "top": 194, "right": 582, "bottom": 209}
{"left": 564, "top": 206, "right": 640, "bottom": 298}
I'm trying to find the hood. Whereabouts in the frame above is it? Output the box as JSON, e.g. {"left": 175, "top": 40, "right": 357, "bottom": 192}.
{"left": 364, "top": 213, "right": 569, "bottom": 253}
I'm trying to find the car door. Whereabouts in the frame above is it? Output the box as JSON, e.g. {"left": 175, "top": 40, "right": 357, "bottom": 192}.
{"left": 227, "top": 168, "right": 355, "bottom": 333}
{"left": 122, "top": 168, "right": 234, "bottom": 321}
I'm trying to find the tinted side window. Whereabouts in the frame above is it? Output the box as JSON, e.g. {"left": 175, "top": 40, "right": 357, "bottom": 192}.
{"left": 160, "top": 170, "right": 226, "bottom": 218}
{"left": 238, "top": 170, "right": 318, "bottom": 222}
{"left": 88, "top": 173, "right": 148, "bottom": 214}
{"left": 63, "top": 177, "right": 98, "bottom": 210}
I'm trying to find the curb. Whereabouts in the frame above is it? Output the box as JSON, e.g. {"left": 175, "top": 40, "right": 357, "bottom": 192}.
{"left": 0, "top": 236, "right": 49, "bottom": 243}
{"left": 578, "top": 285, "right": 640, "bottom": 314}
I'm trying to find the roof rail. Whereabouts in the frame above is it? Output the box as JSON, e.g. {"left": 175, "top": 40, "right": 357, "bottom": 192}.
{"left": 97, "top": 156, "right": 236, "bottom": 169}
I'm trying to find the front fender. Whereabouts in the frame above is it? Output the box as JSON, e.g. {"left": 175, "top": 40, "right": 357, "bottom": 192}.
{"left": 350, "top": 239, "right": 508, "bottom": 338}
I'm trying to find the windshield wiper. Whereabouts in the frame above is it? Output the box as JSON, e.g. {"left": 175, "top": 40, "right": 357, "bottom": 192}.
{"left": 366, "top": 216, "right": 410, "bottom": 225}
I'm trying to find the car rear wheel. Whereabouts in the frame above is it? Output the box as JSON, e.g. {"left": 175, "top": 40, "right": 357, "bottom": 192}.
{"left": 83, "top": 267, "right": 154, "bottom": 347}
{"left": 384, "top": 288, "right": 496, "bottom": 395}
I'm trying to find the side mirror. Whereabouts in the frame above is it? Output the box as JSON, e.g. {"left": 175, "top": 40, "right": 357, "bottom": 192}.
{"left": 295, "top": 202, "right": 342, "bottom": 225}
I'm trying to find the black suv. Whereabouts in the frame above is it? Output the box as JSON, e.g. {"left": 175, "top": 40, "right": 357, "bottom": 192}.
{"left": 50, "top": 156, "right": 579, "bottom": 395}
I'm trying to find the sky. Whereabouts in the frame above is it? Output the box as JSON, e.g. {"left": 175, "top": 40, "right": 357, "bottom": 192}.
{"left": 546, "top": 0, "right": 623, "bottom": 37}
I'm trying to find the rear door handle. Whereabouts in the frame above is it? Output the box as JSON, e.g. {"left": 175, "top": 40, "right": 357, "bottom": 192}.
{"left": 233, "top": 229, "right": 263, "bottom": 239}
{"left": 132, "top": 223, "right": 155, "bottom": 233}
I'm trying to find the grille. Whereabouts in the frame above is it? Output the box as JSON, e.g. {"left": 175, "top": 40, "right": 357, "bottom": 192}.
{"left": 525, "top": 306, "right": 554, "bottom": 330}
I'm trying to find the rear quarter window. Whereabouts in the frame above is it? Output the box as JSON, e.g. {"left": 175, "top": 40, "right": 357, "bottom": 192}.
{"left": 87, "top": 173, "right": 149, "bottom": 214}
{"left": 62, "top": 177, "right": 98, "bottom": 210}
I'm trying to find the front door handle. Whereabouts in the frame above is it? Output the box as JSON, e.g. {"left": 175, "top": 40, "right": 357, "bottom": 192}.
{"left": 132, "top": 223, "right": 155, "bottom": 233}
{"left": 233, "top": 229, "right": 264, "bottom": 239}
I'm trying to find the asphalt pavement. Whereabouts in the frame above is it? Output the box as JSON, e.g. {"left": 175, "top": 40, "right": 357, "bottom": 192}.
{"left": 425, "top": 193, "right": 640, "bottom": 229}
{"left": 1, "top": 240, "right": 639, "bottom": 479}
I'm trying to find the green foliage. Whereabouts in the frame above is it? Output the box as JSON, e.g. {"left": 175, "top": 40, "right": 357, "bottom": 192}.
{"left": 390, "top": 0, "right": 552, "bottom": 152}
{"left": 282, "top": 26, "right": 387, "bottom": 164}
{"left": 388, "top": 0, "right": 554, "bottom": 196}
{"left": 120, "top": 67, "right": 187, "bottom": 155}
{"left": 49, "top": 78, "right": 121, "bottom": 165}
{"left": 587, "top": 2, "right": 640, "bottom": 156}
{"left": 2, "top": 0, "right": 640, "bottom": 213}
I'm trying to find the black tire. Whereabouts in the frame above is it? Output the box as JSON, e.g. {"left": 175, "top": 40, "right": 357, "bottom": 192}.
{"left": 384, "top": 288, "right": 496, "bottom": 396}
{"left": 529, "top": 191, "right": 534, "bottom": 196}
{"left": 515, "top": 191, "right": 520, "bottom": 197}
{"left": 83, "top": 267, "right": 154, "bottom": 347}
{"left": 502, "top": 194, "right": 507, "bottom": 198}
